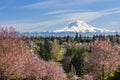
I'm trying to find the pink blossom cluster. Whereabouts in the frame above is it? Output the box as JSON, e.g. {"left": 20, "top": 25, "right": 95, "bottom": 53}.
{"left": 0, "top": 27, "right": 67, "bottom": 80}
{"left": 86, "top": 39, "right": 120, "bottom": 80}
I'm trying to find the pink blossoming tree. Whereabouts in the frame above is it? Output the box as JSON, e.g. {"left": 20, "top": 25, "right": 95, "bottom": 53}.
{"left": 0, "top": 27, "right": 67, "bottom": 80}
{"left": 85, "top": 39, "right": 120, "bottom": 80}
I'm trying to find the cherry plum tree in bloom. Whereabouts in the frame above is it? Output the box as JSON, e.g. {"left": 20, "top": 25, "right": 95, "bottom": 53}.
{"left": 86, "top": 39, "right": 120, "bottom": 80}
{"left": 0, "top": 27, "right": 67, "bottom": 80}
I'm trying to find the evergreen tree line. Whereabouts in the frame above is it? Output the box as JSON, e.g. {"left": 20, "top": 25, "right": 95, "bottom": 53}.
{"left": 25, "top": 32, "right": 120, "bottom": 44}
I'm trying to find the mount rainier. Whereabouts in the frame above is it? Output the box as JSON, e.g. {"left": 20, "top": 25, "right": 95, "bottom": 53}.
{"left": 54, "top": 20, "right": 111, "bottom": 33}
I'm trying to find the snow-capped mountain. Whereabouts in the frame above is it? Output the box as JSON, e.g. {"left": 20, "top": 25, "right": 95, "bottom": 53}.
{"left": 54, "top": 20, "right": 110, "bottom": 33}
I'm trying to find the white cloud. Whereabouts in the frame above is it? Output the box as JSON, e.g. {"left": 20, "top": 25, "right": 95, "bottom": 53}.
{"left": 21, "top": 0, "right": 59, "bottom": 9}
{"left": 21, "top": 0, "right": 114, "bottom": 9}
{"left": 56, "top": 12, "right": 102, "bottom": 23}
{"left": 56, "top": 7, "right": 120, "bottom": 23}
{"left": 45, "top": 10, "right": 79, "bottom": 15}
{"left": 0, "top": 20, "right": 66, "bottom": 32}
{"left": 102, "top": 8, "right": 120, "bottom": 15}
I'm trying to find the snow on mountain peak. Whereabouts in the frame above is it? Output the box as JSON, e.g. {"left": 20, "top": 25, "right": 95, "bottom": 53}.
{"left": 54, "top": 20, "right": 111, "bottom": 33}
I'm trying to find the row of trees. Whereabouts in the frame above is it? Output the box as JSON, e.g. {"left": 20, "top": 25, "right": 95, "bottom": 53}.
{"left": 28, "top": 32, "right": 120, "bottom": 45}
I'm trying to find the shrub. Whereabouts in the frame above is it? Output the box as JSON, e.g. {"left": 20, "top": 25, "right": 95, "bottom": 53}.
{"left": 104, "top": 68, "right": 120, "bottom": 80}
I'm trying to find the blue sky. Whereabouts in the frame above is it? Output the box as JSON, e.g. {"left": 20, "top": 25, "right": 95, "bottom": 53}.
{"left": 0, "top": 0, "right": 120, "bottom": 32}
